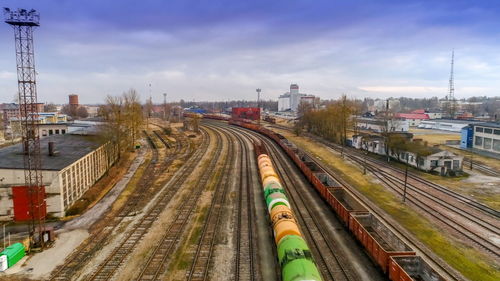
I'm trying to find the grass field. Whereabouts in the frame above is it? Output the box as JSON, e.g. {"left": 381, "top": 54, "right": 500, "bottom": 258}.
{"left": 272, "top": 127, "right": 500, "bottom": 281}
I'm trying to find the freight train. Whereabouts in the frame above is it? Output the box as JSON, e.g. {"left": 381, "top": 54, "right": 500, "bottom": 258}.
{"left": 255, "top": 150, "right": 322, "bottom": 281}
{"left": 223, "top": 117, "right": 448, "bottom": 281}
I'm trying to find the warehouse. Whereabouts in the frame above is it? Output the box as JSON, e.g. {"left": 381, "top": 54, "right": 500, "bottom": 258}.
{"left": 471, "top": 122, "right": 500, "bottom": 155}
{"left": 0, "top": 134, "right": 117, "bottom": 220}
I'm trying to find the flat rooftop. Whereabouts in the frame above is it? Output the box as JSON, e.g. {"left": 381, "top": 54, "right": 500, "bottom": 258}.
{"left": 0, "top": 134, "right": 102, "bottom": 171}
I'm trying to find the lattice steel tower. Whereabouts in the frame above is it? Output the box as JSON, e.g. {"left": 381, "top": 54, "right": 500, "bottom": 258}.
{"left": 4, "top": 8, "right": 45, "bottom": 249}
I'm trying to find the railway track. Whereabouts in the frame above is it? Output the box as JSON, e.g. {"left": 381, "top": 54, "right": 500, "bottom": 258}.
{"left": 232, "top": 121, "right": 466, "bottom": 281}
{"left": 185, "top": 127, "right": 234, "bottom": 281}
{"left": 463, "top": 157, "right": 500, "bottom": 177}
{"left": 134, "top": 127, "right": 226, "bottom": 281}
{"left": 87, "top": 128, "right": 211, "bottom": 281}
{"left": 270, "top": 124, "right": 500, "bottom": 218}
{"left": 363, "top": 163, "right": 500, "bottom": 257}
{"left": 50, "top": 130, "right": 184, "bottom": 281}
{"left": 231, "top": 128, "right": 259, "bottom": 281}
{"left": 221, "top": 123, "right": 365, "bottom": 281}
{"left": 314, "top": 140, "right": 500, "bottom": 257}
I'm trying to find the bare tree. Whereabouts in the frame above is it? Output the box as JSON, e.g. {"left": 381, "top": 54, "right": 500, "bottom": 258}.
{"left": 44, "top": 103, "right": 57, "bottom": 112}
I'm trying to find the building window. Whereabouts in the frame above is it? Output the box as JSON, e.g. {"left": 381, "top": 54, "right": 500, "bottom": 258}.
{"left": 493, "top": 139, "right": 500, "bottom": 152}
{"left": 62, "top": 129, "right": 66, "bottom": 134}
{"left": 55, "top": 129, "right": 60, "bottom": 134}
{"left": 475, "top": 127, "right": 483, "bottom": 132}
{"left": 484, "top": 128, "right": 493, "bottom": 134}
{"left": 42, "top": 130, "right": 47, "bottom": 136}
{"left": 475, "top": 136, "right": 483, "bottom": 147}
{"left": 430, "top": 160, "right": 438, "bottom": 167}
{"left": 453, "top": 160, "right": 460, "bottom": 170}
{"left": 484, "top": 138, "right": 492, "bottom": 150}
{"left": 49, "top": 129, "right": 53, "bottom": 135}
{"left": 494, "top": 129, "right": 500, "bottom": 135}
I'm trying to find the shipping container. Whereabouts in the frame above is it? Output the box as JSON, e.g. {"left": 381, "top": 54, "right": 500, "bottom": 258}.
{"left": 349, "top": 213, "right": 415, "bottom": 273}
{"left": 389, "top": 256, "right": 447, "bottom": 281}
{"left": 12, "top": 185, "right": 47, "bottom": 221}
{"left": 231, "top": 107, "right": 261, "bottom": 121}
{"left": 0, "top": 243, "right": 25, "bottom": 270}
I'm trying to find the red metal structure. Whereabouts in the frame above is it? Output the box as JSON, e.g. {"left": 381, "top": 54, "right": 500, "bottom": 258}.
{"left": 4, "top": 8, "right": 46, "bottom": 249}
{"left": 231, "top": 107, "right": 260, "bottom": 121}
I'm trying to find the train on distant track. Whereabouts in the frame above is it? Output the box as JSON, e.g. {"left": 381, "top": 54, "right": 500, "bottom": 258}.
{"left": 201, "top": 115, "right": 449, "bottom": 281}
{"left": 255, "top": 150, "right": 322, "bottom": 281}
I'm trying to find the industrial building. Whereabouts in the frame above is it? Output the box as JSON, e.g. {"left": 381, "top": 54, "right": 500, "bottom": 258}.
{"left": 417, "top": 119, "right": 481, "bottom": 132}
{"left": 394, "top": 113, "right": 429, "bottom": 127}
{"left": 9, "top": 112, "right": 68, "bottom": 138}
{"left": 355, "top": 117, "right": 409, "bottom": 133}
{"left": 352, "top": 135, "right": 463, "bottom": 174}
{"left": 470, "top": 122, "right": 500, "bottom": 154}
{"left": 0, "top": 134, "right": 117, "bottom": 220}
{"left": 278, "top": 84, "right": 316, "bottom": 112}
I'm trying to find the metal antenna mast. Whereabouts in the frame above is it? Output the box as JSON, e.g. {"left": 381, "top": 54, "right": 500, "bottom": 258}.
{"left": 4, "top": 8, "right": 45, "bottom": 249}
{"left": 448, "top": 50, "right": 455, "bottom": 101}
{"left": 446, "top": 50, "right": 457, "bottom": 118}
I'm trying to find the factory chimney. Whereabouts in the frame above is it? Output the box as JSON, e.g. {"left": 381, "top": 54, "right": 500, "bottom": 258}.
{"left": 48, "top": 141, "right": 55, "bottom": 156}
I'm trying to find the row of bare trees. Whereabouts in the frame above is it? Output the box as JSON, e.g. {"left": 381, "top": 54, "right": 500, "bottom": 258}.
{"left": 297, "top": 95, "right": 360, "bottom": 146}
{"left": 98, "top": 89, "right": 144, "bottom": 159}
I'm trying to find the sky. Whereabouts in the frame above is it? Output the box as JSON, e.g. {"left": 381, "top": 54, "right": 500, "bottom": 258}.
{"left": 1, "top": 0, "right": 500, "bottom": 104}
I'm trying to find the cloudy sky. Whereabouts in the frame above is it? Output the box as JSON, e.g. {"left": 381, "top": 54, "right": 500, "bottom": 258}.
{"left": 1, "top": 0, "right": 499, "bottom": 104}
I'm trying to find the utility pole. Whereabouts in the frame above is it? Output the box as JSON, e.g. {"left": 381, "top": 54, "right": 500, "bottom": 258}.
{"left": 4, "top": 8, "right": 46, "bottom": 250}
{"left": 256, "top": 88, "right": 261, "bottom": 125}
{"left": 163, "top": 93, "right": 167, "bottom": 121}
{"left": 403, "top": 154, "right": 409, "bottom": 202}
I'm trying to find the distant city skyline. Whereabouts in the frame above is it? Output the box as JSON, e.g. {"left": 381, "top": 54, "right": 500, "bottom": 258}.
{"left": 1, "top": 0, "right": 500, "bottom": 104}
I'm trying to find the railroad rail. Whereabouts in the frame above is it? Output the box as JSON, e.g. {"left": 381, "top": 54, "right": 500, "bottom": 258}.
{"left": 185, "top": 127, "right": 234, "bottom": 281}
{"left": 134, "top": 127, "right": 226, "bottom": 281}
{"left": 228, "top": 121, "right": 465, "bottom": 281}
{"left": 299, "top": 127, "right": 500, "bottom": 219}
{"left": 50, "top": 130, "right": 183, "bottom": 281}
{"left": 305, "top": 136, "right": 500, "bottom": 256}
{"left": 231, "top": 129, "right": 259, "bottom": 281}
{"left": 221, "top": 123, "right": 361, "bottom": 281}
{"left": 463, "top": 157, "right": 500, "bottom": 177}
{"left": 361, "top": 162, "right": 500, "bottom": 257}
{"left": 87, "top": 128, "right": 212, "bottom": 281}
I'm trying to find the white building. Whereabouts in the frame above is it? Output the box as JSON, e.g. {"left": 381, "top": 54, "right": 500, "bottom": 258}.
{"left": 356, "top": 117, "right": 409, "bottom": 133}
{"left": 472, "top": 122, "right": 500, "bottom": 154}
{"left": 278, "top": 84, "right": 314, "bottom": 112}
{"left": 0, "top": 134, "right": 117, "bottom": 219}
{"left": 352, "top": 135, "right": 463, "bottom": 174}
{"left": 417, "top": 119, "right": 478, "bottom": 132}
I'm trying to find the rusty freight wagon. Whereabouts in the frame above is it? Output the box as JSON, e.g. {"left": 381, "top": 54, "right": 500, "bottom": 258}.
{"left": 330, "top": 188, "right": 369, "bottom": 227}
{"left": 389, "top": 256, "right": 447, "bottom": 281}
{"left": 349, "top": 213, "right": 415, "bottom": 273}
{"left": 231, "top": 107, "right": 261, "bottom": 121}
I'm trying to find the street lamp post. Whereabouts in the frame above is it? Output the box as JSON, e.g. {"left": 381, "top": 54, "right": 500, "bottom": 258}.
{"left": 256, "top": 88, "right": 261, "bottom": 124}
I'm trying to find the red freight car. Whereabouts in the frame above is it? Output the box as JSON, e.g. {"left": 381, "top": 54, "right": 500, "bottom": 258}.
{"left": 330, "top": 188, "right": 369, "bottom": 227}
{"left": 389, "top": 256, "right": 446, "bottom": 281}
{"left": 231, "top": 107, "right": 261, "bottom": 121}
{"left": 349, "top": 213, "right": 415, "bottom": 273}
{"left": 12, "top": 185, "right": 47, "bottom": 221}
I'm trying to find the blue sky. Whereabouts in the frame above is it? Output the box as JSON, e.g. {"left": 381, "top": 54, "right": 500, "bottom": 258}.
{"left": 1, "top": 0, "right": 499, "bottom": 104}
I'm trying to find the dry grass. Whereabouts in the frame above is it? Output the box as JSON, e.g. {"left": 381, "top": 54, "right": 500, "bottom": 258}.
{"left": 271, "top": 127, "right": 500, "bottom": 281}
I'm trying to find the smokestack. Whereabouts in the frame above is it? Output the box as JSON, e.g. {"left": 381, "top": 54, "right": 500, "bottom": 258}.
{"left": 48, "top": 141, "right": 55, "bottom": 156}
{"left": 23, "top": 140, "right": 29, "bottom": 155}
